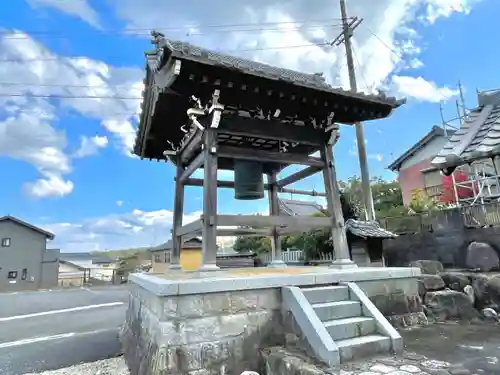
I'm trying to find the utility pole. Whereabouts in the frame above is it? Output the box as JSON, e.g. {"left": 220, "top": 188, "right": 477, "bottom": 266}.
{"left": 331, "top": 0, "right": 375, "bottom": 220}
{"left": 457, "top": 80, "right": 467, "bottom": 119}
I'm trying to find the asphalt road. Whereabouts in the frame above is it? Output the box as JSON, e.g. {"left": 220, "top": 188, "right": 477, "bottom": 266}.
{"left": 0, "top": 286, "right": 130, "bottom": 375}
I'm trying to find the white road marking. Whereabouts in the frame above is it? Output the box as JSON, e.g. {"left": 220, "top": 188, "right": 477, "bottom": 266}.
{"left": 0, "top": 302, "right": 124, "bottom": 322}
{"left": 0, "top": 328, "right": 118, "bottom": 349}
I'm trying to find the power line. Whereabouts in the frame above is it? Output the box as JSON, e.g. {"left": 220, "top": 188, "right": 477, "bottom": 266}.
{"left": 0, "top": 41, "right": 331, "bottom": 63}
{"left": 0, "top": 93, "right": 141, "bottom": 100}
{"left": 365, "top": 26, "right": 453, "bottom": 103}
{"left": 3, "top": 24, "right": 344, "bottom": 40}
{"left": 351, "top": 46, "right": 370, "bottom": 92}
{"left": 0, "top": 82, "right": 135, "bottom": 88}
{"left": 0, "top": 19, "right": 349, "bottom": 39}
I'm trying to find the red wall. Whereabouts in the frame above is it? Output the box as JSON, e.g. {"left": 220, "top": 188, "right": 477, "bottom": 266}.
{"left": 397, "top": 159, "right": 433, "bottom": 205}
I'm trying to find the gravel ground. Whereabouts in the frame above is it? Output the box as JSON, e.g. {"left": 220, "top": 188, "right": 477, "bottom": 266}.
{"left": 22, "top": 357, "right": 129, "bottom": 375}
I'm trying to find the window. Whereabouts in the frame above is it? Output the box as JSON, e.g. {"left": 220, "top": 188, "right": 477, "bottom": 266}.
{"left": 21, "top": 269, "right": 27, "bottom": 280}
{"left": 1, "top": 238, "right": 11, "bottom": 247}
{"left": 8, "top": 271, "right": 17, "bottom": 279}
{"left": 165, "top": 252, "right": 171, "bottom": 263}
{"left": 154, "top": 254, "right": 162, "bottom": 263}
{"left": 421, "top": 169, "right": 443, "bottom": 198}
{"left": 422, "top": 169, "right": 442, "bottom": 187}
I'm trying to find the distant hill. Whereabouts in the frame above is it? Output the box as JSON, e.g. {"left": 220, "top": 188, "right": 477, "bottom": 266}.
{"left": 91, "top": 247, "right": 152, "bottom": 261}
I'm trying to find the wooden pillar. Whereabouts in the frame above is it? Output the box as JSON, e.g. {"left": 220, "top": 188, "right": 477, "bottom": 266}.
{"left": 198, "top": 129, "right": 220, "bottom": 271}
{"left": 267, "top": 172, "right": 286, "bottom": 268}
{"left": 169, "top": 164, "right": 185, "bottom": 270}
{"left": 320, "top": 144, "right": 357, "bottom": 269}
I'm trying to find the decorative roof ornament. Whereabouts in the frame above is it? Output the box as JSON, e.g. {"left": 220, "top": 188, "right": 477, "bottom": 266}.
{"left": 431, "top": 94, "right": 500, "bottom": 174}
{"left": 151, "top": 30, "right": 165, "bottom": 47}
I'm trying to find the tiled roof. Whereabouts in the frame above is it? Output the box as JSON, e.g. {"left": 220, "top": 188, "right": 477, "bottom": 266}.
{"left": 432, "top": 91, "right": 500, "bottom": 171}
{"left": 0, "top": 216, "right": 55, "bottom": 240}
{"left": 345, "top": 219, "right": 397, "bottom": 239}
{"left": 60, "top": 252, "right": 115, "bottom": 264}
{"left": 278, "top": 199, "right": 325, "bottom": 216}
{"left": 277, "top": 199, "right": 397, "bottom": 239}
{"left": 387, "top": 126, "right": 454, "bottom": 171}
{"left": 151, "top": 236, "right": 202, "bottom": 252}
{"left": 148, "top": 33, "right": 405, "bottom": 108}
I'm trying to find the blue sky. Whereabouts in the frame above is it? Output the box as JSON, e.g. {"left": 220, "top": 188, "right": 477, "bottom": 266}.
{"left": 0, "top": 0, "right": 495, "bottom": 251}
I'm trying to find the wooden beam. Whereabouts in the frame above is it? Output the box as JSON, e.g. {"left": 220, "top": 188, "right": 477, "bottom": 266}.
{"left": 179, "top": 152, "right": 204, "bottom": 183}
{"left": 217, "top": 214, "right": 331, "bottom": 229}
{"left": 216, "top": 228, "right": 272, "bottom": 237}
{"left": 182, "top": 177, "right": 326, "bottom": 197}
{"left": 200, "top": 129, "right": 219, "bottom": 270}
{"left": 268, "top": 172, "right": 285, "bottom": 266}
{"left": 179, "top": 129, "right": 203, "bottom": 164}
{"left": 218, "top": 146, "right": 324, "bottom": 167}
{"left": 170, "top": 165, "right": 185, "bottom": 268}
{"left": 276, "top": 166, "right": 321, "bottom": 187}
{"left": 183, "top": 178, "right": 237, "bottom": 189}
{"left": 321, "top": 144, "right": 355, "bottom": 266}
{"left": 217, "top": 116, "right": 325, "bottom": 146}
{"left": 279, "top": 187, "right": 326, "bottom": 197}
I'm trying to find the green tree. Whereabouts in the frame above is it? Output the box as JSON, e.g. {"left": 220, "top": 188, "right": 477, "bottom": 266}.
{"left": 233, "top": 235, "right": 271, "bottom": 253}
{"left": 340, "top": 176, "right": 405, "bottom": 218}
{"left": 232, "top": 192, "right": 357, "bottom": 257}
{"left": 287, "top": 192, "right": 357, "bottom": 261}
{"left": 408, "top": 188, "right": 444, "bottom": 213}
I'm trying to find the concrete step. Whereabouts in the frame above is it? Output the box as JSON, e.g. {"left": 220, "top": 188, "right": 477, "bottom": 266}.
{"left": 324, "top": 316, "right": 376, "bottom": 341}
{"left": 336, "top": 334, "right": 391, "bottom": 363}
{"left": 312, "top": 300, "right": 362, "bottom": 321}
{"left": 301, "top": 285, "right": 349, "bottom": 304}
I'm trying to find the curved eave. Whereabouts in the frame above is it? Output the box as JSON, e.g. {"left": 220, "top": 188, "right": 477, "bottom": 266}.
{"left": 155, "top": 38, "right": 406, "bottom": 111}
{"left": 432, "top": 146, "right": 500, "bottom": 176}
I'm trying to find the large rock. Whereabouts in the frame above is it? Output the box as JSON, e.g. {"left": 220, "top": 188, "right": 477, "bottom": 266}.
{"left": 440, "top": 272, "right": 471, "bottom": 291}
{"left": 410, "top": 260, "right": 444, "bottom": 275}
{"left": 465, "top": 241, "right": 500, "bottom": 271}
{"left": 424, "top": 290, "right": 480, "bottom": 320}
{"left": 486, "top": 277, "right": 500, "bottom": 309}
{"left": 470, "top": 274, "right": 494, "bottom": 309}
{"left": 418, "top": 275, "right": 446, "bottom": 296}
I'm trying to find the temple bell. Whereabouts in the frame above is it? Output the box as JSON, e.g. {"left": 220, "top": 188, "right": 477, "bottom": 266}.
{"left": 234, "top": 160, "right": 265, "bottom": 200}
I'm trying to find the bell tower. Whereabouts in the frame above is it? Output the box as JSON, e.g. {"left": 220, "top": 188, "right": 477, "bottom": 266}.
{"left": 134, "top": 34, "right": 405, "bottom": 272}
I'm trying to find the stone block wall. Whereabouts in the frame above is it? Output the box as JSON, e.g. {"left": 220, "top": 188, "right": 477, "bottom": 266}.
{"left": 356, "top": 278, "right": 425, "bottom": 327}
{"left": 122, "top": 275, "right": 422, "bottom": 374}
{"left": 384, "top": 226, "right": 500, "bottom": 269}
{"left": 121, "top": 283, "right": 284, "bottom": 375}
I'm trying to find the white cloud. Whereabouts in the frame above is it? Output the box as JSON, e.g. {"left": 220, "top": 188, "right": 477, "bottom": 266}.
{"left": 424, "top": 0, "right": 481, "bottom": 24}
{"left": 116, "top": 200, "right": 124, "bottom": 207}
{"left": 27, "top": 0, "right": 101, "bottom": 29}
{"left": 0, "top": 31, "right": 142, "bottom": 198}
{"left": 42, "top": 208, "right": 202, "bottom": 252}
{"left": 27, "top": 0, "right": 481, "bottom": 101}
{"left": 0, "top": 109, "right": 75, "bottom": 198}
{"left": 391, "top": 75, "right": 460, "bottom": 103}
{"left": 99, "top": 0, "right": 476, "bottom": 101}
{"left": 74, "top": 135, "right": 108, "bottom": 158}
{"left": 25, "top": 173, "right": 74, "bottom": 199}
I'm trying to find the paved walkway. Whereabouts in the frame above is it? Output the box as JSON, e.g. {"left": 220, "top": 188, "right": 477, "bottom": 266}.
{"left": 342, "top": 323, "right": 500, "bottom": 375}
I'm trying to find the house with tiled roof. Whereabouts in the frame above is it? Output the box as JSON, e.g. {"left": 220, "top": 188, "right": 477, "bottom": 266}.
{"left": 0, "top": 216, "right": 59, "bottom": 292}
{"left": 387, "top": 126, "right": 455, "bottom": 204}
{"left": 278, "top": 199, "right": 396, "bottom": 265}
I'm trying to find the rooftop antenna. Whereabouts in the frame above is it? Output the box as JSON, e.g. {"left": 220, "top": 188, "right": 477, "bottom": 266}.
{"left": 458, "top": 80, "right": 467, "bottom": 118}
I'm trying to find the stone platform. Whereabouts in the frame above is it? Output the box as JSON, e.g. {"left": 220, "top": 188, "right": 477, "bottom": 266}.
{"left": 121, "top": 266, "right": 423, "bottom": 375}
